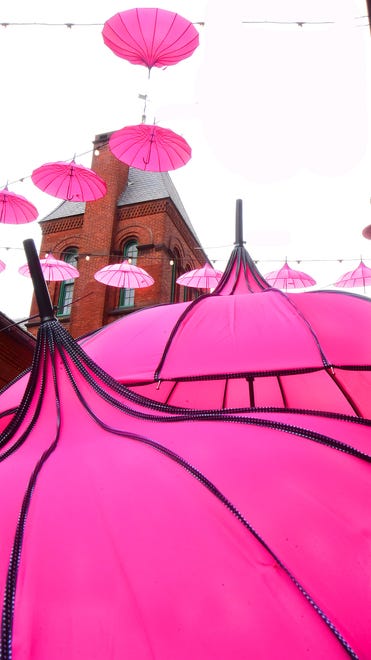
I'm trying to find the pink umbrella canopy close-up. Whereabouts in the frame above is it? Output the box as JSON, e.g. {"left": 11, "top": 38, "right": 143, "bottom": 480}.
{"left": 18, "top": 253, "right": 79, "bottom": 282}
{"left": 334, "top": 260, "right": 371, "bottom": 291}
{"left": 0, "top": 187, "right": 38, "bottom": 225}
{"left": 31, "top": 160, "right": 107, "bottom": 202}
{"left": 1, "top": 203, "right": 371, "bottom": 660}
{"left": 176, "top": 262, "right": 223, "bottom": 288}
{"left": 102, "top": 7, "right": 199, "bottom": 70}
{"left": 94, "top": 260, "right": 154, "bottom": 288}
{"left": 264, "top": 261, "right": 316, "bottom": 289}
{"left": 109, "top": 123, "right": 192, "bottom": 172}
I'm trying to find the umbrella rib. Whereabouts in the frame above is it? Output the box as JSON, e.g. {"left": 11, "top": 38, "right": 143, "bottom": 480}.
{"left": 277, "top": 375, "right": 288, "bottom": 408}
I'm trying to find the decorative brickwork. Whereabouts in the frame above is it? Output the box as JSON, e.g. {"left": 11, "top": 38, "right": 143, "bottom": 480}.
{"left": 41, "top": 216, "right": 83, "bottom": 235}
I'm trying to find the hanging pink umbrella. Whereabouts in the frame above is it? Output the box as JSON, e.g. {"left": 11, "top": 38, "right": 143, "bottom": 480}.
{"left": 94, "top": 260, "right": 154, "bottom": 288}
{"left": 0, "top": 233, "right": 370, "bottom": 658}
{"left": 102, "top": 8, "right": 199, "bottom": 71}
{"left": 19, "top": 253, "right": 79, "bottom": 282}
{"left": 31, "top": 160, "right": 107, "bottom": 202}
{"left": 176, "top": 263, "right": 223, "bottom": 288}
{"left": 0, "top": 186, "right": 38, "bottom": 224}
{"left": 109, "top": 124, "right": 191, "bottom": 172}
{"left": 264, "top": 261, "right": 316, "bottom": 289}
{"left": 334, "top": 259, "right": 371, "bottom": 292}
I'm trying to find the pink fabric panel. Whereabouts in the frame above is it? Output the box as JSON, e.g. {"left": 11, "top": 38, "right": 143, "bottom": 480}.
{"left": 159, "top": 293, "right": 328, "bottom": 380}
{"left": 278, "top": 370, "right": 356, "bottom": 414}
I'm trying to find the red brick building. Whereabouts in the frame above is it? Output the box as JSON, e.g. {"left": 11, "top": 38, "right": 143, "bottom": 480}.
{"left": 0, "top": 312, "right": 35, "bottom": 388}
{"left": 28, "top": 132, "right": 208, "bottom": 338}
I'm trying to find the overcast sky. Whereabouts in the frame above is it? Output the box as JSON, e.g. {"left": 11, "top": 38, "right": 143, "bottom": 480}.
{"left": 0, "top": 0, "right": 370, "bottom": 319}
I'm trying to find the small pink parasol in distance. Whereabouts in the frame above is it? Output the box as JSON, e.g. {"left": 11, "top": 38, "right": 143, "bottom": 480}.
{"left": 0, "top": 186, "right": 38, "bottom": 224}
{"left": 334, "top": 260, "right": 371, "bottom": 293}
{"left": 94, "top": 260, "right": 154, "bottom": 289}
{"left": 176, "top": 263, "right": 223, "bottom": 289}
{"left": 19, "top": 253, "right": 79, "bottom": 282}
{"left": 109, "top": 124, "right": 191, "bottom": 172}
{"left": 31, "top": 160, "right": 107, "bottom": 202}
{"left": 264, "top": 261, "right": 316, "bottom": 290}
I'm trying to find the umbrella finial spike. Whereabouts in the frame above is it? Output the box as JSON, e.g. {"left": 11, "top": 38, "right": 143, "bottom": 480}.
{"left": 23, "top": 239, "right": 54, "bottom": 322}
{"left": 235, "top": 199, "right": 245, "bottom": 247}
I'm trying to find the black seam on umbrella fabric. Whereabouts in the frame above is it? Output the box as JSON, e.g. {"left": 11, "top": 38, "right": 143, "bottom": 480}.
{"left": 0, "top": 321, "right": 364, "bottom": 658}
{"left": 1, "top": 328, "right": 61, "bottom": 660}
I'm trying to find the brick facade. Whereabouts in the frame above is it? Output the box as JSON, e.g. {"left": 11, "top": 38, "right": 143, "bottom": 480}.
{"left": 28, "top": 133, "right": 207, "bottom": 338}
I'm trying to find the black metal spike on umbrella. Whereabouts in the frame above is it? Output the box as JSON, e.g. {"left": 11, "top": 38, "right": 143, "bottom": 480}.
{"left": 23, "top": 239, "right": 54, "bottom": 323}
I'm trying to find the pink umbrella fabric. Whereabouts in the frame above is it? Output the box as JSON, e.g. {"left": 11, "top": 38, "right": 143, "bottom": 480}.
{"left": 94, "top": 260, "right": 154, "bottom": 288}
{"left": 0, "top": 259, "right": 5, "bottom": 273}
{"left": 264, "top": 261, "right": 316, "bottom": 289}
{"left": 176, "top": 263, "right": 223, "bottom": 288}
{"left": 334, "top": 260, "right": 371, "bottom": 291}
{"left": 31, "top": 160, "right": 107, "bottom": 202}
{"left": 0, "top": 187, "right": 38, "bottom": 224}
{"left": 1, "top": 211, "right": 371, "bottom": 658}
{"left": 19, "top": 253, "right": 79, "bottom": 281}
{"left": 102, "top": 8, "right": 199, "bottom": 70}
{"left": 109, "top": 124, "right": 191, "bottom": 172}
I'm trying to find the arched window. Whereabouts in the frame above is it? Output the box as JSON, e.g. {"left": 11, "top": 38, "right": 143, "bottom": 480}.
{"left": 57, "top": 247, "right": 78, "bottom": 317}
{"left": 119, "top": 239, "right": 138, "bottom": 308}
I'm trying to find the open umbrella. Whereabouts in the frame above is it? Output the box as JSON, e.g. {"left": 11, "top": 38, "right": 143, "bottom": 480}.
{"left": 109, "top": 124, "right": 191, "bottom": 172}
{"left": 19, "top": 253, "right": 79, "bottom": 282}
{"left": 264, "top": 261, "right": 316, "bottom": 289}
{"left": 334, "top": 259, "right": 371, "bottom": 292}
{"left": 102, "top": 8, "right": 199, "bottom": 71}
{"left": 31, "top": 160, "right": 107, "bottom": 202}
{"left": 1, "top": 221, "right": 371, "bottom": 659}
{"left": 0, "top": 259, "right": 5, "bottom": 273}
{"left": 94, "top": 260, "right": 154, "bottom": 288}
{"left": 0, "top": 186, "right": 38, "bottom": 224}
{"left": 176, "top": 262, "right": 223, "bottom": 288}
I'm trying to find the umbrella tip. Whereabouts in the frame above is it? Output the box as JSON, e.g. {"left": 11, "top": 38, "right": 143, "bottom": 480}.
{"left": 23, "top": 239, "right": 54, "bottom": 323}
{"left": 235, "top": 199, "right": 245, "bottom": 247}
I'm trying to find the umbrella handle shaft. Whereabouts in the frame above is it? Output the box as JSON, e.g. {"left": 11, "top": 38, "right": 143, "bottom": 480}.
{"left": 235, "top": 199, "right": 245, "bottom": 247}
{"left": 23, "top": 239, "right": 54, "bottom": 322}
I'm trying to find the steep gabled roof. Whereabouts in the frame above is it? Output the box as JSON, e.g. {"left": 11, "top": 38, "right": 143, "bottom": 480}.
{"left": 40, "top": 167, "right": 201, "bottom": 245}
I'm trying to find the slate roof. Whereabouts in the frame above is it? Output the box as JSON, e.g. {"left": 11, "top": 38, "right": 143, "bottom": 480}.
{"left": 41, "top": 167, "right": 201, "bottom": 245}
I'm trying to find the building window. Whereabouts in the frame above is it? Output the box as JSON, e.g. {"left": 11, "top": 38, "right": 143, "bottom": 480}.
{"left": 57, "top": 247, "right": 78, "bottom": 317}
{"left": 119, "top": 239, "right": 138, "bottom": 308}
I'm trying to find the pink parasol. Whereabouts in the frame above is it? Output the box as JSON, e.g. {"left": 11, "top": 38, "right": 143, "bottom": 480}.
{"left": 109, "top": 124, "right": 191, "bottom": 172}
{"left": 176, "top": 262, "right": 223, "bottom": 288}
{"left": 19, "top": 253, "right": 79, "bottom": 282}
{"left": 102, "top": 8, "right": 199, "bottom": 70}
{"left": 0, "top": 186, "right": 38, "bottom": 224}
{"left": 0, "top": 259, "right": 5, "bottom": 273}
{"left": 334, "top": 259, "right": 371, "bottom": 292}
{"left": 1, "top": 221, "right": 371, "bottom": 658}
{"left": 31, "top": 160, "right": 107, "bottom": 202}
{"left": 94, "top": 260, "right": 154, "bottom": 288}
{"left": 264, "top": 261, "right": 316, "bottom": 289}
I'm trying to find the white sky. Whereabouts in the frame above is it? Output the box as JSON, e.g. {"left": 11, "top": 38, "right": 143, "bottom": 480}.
{"left": 0, "top": 0, "right": 370, "bottom": 319}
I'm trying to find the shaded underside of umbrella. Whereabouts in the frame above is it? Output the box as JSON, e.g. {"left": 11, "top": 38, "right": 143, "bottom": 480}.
{"left": 94, "top": 260, "right": 154, "bottom": 288}
{"left": 31, "top": 161, "right": 107, "bottom": 202}
{"left": 176, "top": 263, "right": 223, "bottom": 288}
{"left": 109, "top": 124, "right": 191, "bottom": 172}
{"left": 0, "top": 317, "right": 370, "bottom": 659}
{"left": 334, "top": 260, "right": 371, "bottom": 289}
{"left": 19, "top": 254, "right": 79, "bottom": 281}
{"left": 0, "top": 188, "right": 38, "bottom": 224}
{"left": 264, "top": 262, "right": 316, "bottom": 289}
{"left": 102, "top": 7, "right": 199, "bottom": 69}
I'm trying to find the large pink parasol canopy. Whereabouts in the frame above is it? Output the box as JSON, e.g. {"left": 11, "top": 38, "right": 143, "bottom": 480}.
{"left": 109, "top": 124, "right": 191, "bottom": 172}
{"left": 94, "top": 260, "right": 154, "bottom": 288}
{"left": 0, "top": 186, "right": 38, "bottom": 224}
{"left": 264, "top": 261, "right": 316, "bottom": 289}
{"left": 31, "top": 160, "right": 107, "bottom": 202}
{"left": 102, "top": 8, "right": 199, "bottom": 70}
{"left": 0, "top": 215, "right": 371, "bottom": 658}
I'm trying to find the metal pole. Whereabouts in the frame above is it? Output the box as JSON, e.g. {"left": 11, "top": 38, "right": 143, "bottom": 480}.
{"left": 23, "top": 239, "right": 54, "bottom": 322}
{"left": 235, "top": 199, "right": 244, "bottom": 247}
